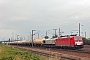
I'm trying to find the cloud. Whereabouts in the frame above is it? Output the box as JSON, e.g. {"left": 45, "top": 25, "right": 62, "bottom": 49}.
{"left": 0, "top": 0, "right": 90, "bottom": 40}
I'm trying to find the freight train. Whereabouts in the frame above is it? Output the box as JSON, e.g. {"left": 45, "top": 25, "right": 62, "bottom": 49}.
{"left": 83, "top": 40, "right": 90, "bottom": 45}
{"left": 5, "top": 35, "right": 84, "bottom": 50}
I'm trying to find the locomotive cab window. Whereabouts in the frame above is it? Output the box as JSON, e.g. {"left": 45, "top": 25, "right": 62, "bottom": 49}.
{"left": 74, "top": 37, "right": 82, "bottom": 40}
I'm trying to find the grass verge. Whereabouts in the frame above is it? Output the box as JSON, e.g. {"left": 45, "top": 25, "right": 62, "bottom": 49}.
{"left": 0, "top": 44, "right": 48, "bottom": 60}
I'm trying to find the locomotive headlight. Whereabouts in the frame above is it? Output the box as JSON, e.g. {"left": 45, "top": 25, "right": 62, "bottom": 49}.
{"left": 75, "top": 42, "right": 83, "bottom": 45}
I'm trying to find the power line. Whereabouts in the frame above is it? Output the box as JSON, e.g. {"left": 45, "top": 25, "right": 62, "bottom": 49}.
{"left": 61, "top": 6, "right": 90, "bottom": 20}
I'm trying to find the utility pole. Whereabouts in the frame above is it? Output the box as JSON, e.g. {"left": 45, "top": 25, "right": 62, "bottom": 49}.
{"left": 46, "top": 31, "right": 47, "bottom": 36}
{"left": 11, "top": 37, "right": 12, "bottom": 42}
{"left": 53, "top": 29, "right": 57, "bottom": 36}
{"left": 28, "top": 36, "right": 29, "bottom": 40}
{"left": 79, "top": 23, "right": 80, "bottom": 36}
{"left": 59, "top": 28, "right": 60, "bottom": 38}
{"left": 12, "top": 32, "right": 14, "bottom": 41}
{"left": 85, "top": 32, "right": 86, "bottom": 38}
{"left": 32, "top": 30, "right": 35, "bottom": 47}
{"left": 30, "top": 32, "right": 31, "bottom": 40}
{"left": 20, "top": 36, "right": 22, "bottom": 40}
{"left": 17, "top": 35, "right": 19, "bottom": 46}
{"left": 38, "top": 33, "right": 39, "bottom": 39}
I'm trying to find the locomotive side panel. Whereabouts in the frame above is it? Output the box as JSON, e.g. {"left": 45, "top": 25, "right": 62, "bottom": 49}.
{"left": 55, "top": 38, "right": 71, "bottom": 46}
{"left": 70, "top": 37, "right": 75, "bottom": 47}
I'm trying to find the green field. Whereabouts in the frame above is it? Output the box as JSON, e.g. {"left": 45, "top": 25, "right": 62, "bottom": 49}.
{"left": 0, "top": 44, "right": 48, "bottom": 60}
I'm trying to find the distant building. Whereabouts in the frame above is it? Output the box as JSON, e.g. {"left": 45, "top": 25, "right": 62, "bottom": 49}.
{"left": 0, "top": 42, "right": 2, "bottom": 44}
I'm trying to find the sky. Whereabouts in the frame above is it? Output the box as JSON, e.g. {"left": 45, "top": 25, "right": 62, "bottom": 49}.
{"left": 0, "top": 0, "right": 90, "bottom": 41}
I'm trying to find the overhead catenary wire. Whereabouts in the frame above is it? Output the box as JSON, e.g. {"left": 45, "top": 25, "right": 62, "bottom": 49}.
{"left": 29, "top": 6, "right": 90, "bottom": 39}
{"left": 49, "top": 6, "right": 90, "bottom": 25}
{"left": 63, "top": 6, "right": 90, "bottom": 19}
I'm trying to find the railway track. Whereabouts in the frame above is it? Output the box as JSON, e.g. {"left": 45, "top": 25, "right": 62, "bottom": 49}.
{"left": 10, "top": 45, "right": 90, "bottom": 60}
{"left": 41, "top": 47, "right": 90, "bottom": 58}
{"left": 69, "top": 49, "right": 90, "bottom": 54}
{"left": 50, "top": 48, "right": 90, "bottom": 54}
{"left": 29, "top": 46, "right": 90, "bottom": 55}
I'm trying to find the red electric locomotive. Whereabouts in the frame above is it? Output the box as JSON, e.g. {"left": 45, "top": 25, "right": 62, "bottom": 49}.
{"left": 6, "top": 34, "right": 83, "bottom": 50}
{"left": 55, "top": 35, "right": 84, "bottom": 49}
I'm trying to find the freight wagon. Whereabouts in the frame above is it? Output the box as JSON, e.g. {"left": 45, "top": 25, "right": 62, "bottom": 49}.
{"left": 6, "top": 35, "right": 84, "bottom": 50}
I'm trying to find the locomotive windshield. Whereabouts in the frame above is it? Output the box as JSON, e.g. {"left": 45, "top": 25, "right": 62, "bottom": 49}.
{"left": 74, "top": 37, "right": 82, "bottom": 40}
